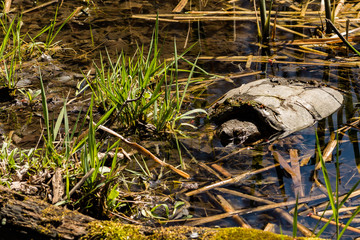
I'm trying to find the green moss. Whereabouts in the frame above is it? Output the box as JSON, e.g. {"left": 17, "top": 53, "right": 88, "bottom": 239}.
{"left": 204, "top": 227, "right": 320, "bottom": 240}
{"left": 82, "top": 221, "right": 325, "bottom": 240}
{"left": 41, "top": 206, "right": 64, "bottom": 224}
{"left": 83, "top": 221, "right": 144, "bottom": 240}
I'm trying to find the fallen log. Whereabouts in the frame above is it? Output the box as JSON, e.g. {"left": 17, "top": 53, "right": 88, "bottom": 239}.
{"left": 0, "top": 185, "right": 94, "bottom": 239}
{"left": 0, "top": 186, "right": 321, "bottom": 240}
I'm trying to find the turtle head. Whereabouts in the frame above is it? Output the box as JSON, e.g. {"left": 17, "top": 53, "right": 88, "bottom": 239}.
{"left": 217, "top": 119, "right": 261, "bottom": 146}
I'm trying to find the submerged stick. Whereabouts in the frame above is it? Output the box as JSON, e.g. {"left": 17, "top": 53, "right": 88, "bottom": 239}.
{"left": 186, "top": 191, "right": 313, "bottom": 236}
{"left": 315, "top": 133, "right": 337, "bottom": 170}
{"left": 216, "top": 194, "right": 252, "bottom": 228}
{"left": 290, "top": 149, "right": 304, "bottom": 197}
{"left": 185, "top": 163, "right": 280, "bottom": 196}
{"left": 206, "top": 166, "right": 313, "bottom": 237}
{"left": 94, "top": 122, "right": 190, "bottom": 179}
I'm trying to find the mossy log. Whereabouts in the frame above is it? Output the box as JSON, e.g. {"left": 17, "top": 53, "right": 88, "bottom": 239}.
{"left": 0, "top": 185, "right": 93, "bottom": 239}
{"left": 0, "top": 186, "right": 323, "bottom": 240}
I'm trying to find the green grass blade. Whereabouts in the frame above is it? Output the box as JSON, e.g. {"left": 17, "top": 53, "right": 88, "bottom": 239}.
{"left": 293, "top": 195, "right": 299, "bottom": 238}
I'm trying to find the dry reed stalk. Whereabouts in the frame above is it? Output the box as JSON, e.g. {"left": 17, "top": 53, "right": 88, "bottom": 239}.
{"left": 315, "top": 133, "right": 337, "bottom": 170}
{"left": 300, "top": 154, "right": 312, "bottom": 166}
{"left": 281, "top": 24, "right": 318, "bottom": 28}
{"left": 271, "top": 150, "right": 296, "bottom": 176}
{"left": 174, "top": 16, "right": 259, "bottom": 21}
{"left": 299, "top": 189, "right": 360, "bottom": 216}
{"left": 197, "top": 55, "right": 288, "bottom": 61}
{"left": 308, "top": 213, "right": 360, "bottom": 234}
{"left": 133, "top": 13, "right": 318, "bottom": 22}
{"left": 300, "top": 0, "right": 310, "bottom": 17}
{"left": 172, "top": 0, "right": 188, "bottom": 13}
{"left": 317, "top": 206, "right": 359, "bottom": 216}
{"left": 185, "top": 162, "right": 282, "bottom": 197}
{"left": 283, "top": 46, "right": 328, "bottom": 57}
{"left": 199, "top": 162, "right": 224, "bottom": 181}
{"left": 204, "top": 165, "right": 251, "bottom": 228}
{"left": 214, "top": 146, "right": 249, "bottom": 163}
{"left": 336, "top": 119, "right": 360, "bottom": 133}
{"left": 22, "top": 0, "right": 59, "bottom": 14}
{"left": 4, "top": 0, "right": 11, "bottom": 13}
{"left": 187, "top": 10, "right": 326, "bottom": 15}
{"left": 334, "top": 0, "right": 345, "bottom": 18}
{"left": 263, "top": 223, "right": 275, "bottom": 232}
{"left": 313, "top": 171, "right": 330, "bottom": 195}
{"left": 266, "top": 60, "right": 360, "bottom": 67}
{"left": 245, "top": 55, "right": 253, "bottom": 69}
{"left": 209, "top": 71, "right": 262, "bottom": 84}
{"left": 216, "top": 194, "right": 252, "bottom": 228}
{"left": 298, "top": 46, "right": 329, "bottom": 56}
{"left": 272, "top": 35, "right": 360, "bottom": 45}
{"left": 216, "top": 188, "right": 328, "bottom": 207}
{"left": 131, "top": 15, "right": 180, "bottom": 22}
{"left": 290, "top": 149, "right": 304, "bottom": 197}
{"left": 211, "top": 164, "right": 232, "bottom": 178}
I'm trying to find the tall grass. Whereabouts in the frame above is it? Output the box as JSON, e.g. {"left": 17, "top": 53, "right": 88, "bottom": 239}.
{"left": 324, "top": 0, "right": 334, "bottom": 34}
{"left": 314, "top": 133, "right": 360, "bottom": 239}
{"left": 0, "top": 14, "right": 23, "bottom": 89}
{"left": 257, "top": 0, "right": 273, "bottom": 43}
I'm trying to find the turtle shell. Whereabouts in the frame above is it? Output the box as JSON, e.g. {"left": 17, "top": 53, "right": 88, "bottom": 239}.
{"left": 209, "top": 78, "right": 344, "bottom": 140}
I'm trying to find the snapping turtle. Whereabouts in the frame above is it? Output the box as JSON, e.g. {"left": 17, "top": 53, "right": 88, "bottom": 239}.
{"left": 209, "top": 78, "right": 343, "bottom": 145}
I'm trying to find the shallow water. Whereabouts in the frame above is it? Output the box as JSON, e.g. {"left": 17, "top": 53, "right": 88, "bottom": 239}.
{"left": 3, "top": 0, "right": 360, "bottom": 239}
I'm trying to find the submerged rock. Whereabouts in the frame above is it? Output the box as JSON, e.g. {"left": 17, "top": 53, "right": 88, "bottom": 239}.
{"left": 209, "top": 78, "right": 343, "bottom": 146}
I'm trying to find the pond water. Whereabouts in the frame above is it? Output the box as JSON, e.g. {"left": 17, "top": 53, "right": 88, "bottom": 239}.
{"left": 3, "top": 0, "right": 360, "bottom": 239}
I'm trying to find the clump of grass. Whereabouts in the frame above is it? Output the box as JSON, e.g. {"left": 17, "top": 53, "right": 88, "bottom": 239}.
{"left": 85, "top": 21, "right": 207, "bottom": 135}
{"left": 0, "top": 14, "right": 23, "bottom": 89}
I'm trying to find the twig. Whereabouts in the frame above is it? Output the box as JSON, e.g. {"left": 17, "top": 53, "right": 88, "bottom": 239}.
{"left": 290, "top": 149, "right": 304, "bottom": 197}
{"left": 216, "top": 193, "right": 252, "bottom": 228}
{"left": 308, "top": 213, "right": 360, "bottom": 234}
{"left": 211, "top": 164, "right": 232, "bottom": 178}
{"left": 61, "top": 168, "right": 95, "bottom": 201}
{"left": 216, "top": 188, "right": 327, "bottom": 209}
{"left": 172, "top": 0, "right": 188, "bottom": 13}
{"left": 299, "top": 189, "right": 360, "bottom": 216}
{"left": 199, "top": 163, "right": 224, "bottom": 181}
{"left": 22, "top": 0, "right": 59, "bottom": 14}
{"left": 94, "top": 122, "right": 190, "bottom": 179}
{"left": 315, "top": 132, "right": 337, "bottom": 170}
{"left": 317, "top": 206, "right": 359, "bottom": 216}
{"left": 185, "top": 163, "right": 280, "bottom": 196}
{"left": 271, "top": 150, "right": 296, "bottom": 176}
